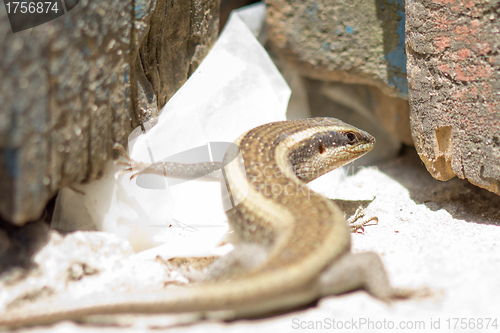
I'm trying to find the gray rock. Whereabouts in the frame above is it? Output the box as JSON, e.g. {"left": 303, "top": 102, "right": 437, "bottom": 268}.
{"left": 0, "top": 0, "right": 220, "bottom": 225}
{"left": 265, "top": 0, "right": 408, "bottom": 99}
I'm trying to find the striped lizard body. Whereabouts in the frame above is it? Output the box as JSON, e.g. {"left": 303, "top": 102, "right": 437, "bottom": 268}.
{"left": 0, "top": 118, "right": 410, "bottom": 328}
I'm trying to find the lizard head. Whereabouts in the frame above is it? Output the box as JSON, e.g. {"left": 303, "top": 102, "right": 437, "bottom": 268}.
{"left": 285, "top": 117, "right": 375, "bottom": 183}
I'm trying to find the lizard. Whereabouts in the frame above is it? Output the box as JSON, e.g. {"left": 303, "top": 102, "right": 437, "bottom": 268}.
{"left": 0, "top": 117, "right": 414, "bottom": 328}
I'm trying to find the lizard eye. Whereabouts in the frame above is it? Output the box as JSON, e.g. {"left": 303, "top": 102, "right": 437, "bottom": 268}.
{"left": 346, "top": 132, "right": 358, "bottom": 144}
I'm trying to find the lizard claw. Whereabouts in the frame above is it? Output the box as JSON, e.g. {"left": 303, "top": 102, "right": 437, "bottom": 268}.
{"left": 113, "top": 143, "right": 132, "bottom": 162}
{"left": 113, "top": 143, "right": 143, "bottom": 179}
{"left": 347, "top": 206, "right": 378, "bottom": 233}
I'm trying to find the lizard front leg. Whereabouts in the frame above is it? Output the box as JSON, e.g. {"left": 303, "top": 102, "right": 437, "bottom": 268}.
{"left": 113, "top": 143, "right": 222, "bottom": 181}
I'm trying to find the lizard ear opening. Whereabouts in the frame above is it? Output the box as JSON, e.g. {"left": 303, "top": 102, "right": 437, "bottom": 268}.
{"left": 319, "top": 144, "right": 326, "bottom": 154}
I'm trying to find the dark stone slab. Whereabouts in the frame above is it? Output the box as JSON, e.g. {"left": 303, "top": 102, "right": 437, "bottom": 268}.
{"left": 0, "top": 0, "right": 220, "bottom": 225}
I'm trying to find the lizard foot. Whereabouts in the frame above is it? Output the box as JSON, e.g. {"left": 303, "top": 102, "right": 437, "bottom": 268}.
{"left": 113, "top": 143, "right": 151, "bottom": 180}
{"left": 319, "top": 252, "right": 432, "bottom": 302}
{"left": 347, "top": 206, "right": 378, "bottom": 233}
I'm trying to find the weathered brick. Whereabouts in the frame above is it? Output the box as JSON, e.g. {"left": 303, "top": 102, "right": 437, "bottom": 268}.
{"left": 406, "top": 0, "right": 500, "bottom": 194}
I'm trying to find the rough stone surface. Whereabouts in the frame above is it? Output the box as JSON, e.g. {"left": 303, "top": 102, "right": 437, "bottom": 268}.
{"left": 139, "top": 0, "right": 220, "bottom": 110}
{"left": 406, "top": 0, "right": 500, "bottom": 195}
{"left": 265, "top": 0, "right": 408, "bottom": 99}
{"left": 0, "top": 0, "right": 220, "bottom": 225}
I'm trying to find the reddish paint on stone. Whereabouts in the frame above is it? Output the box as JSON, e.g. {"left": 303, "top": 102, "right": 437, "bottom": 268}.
{"left": 455, "top": 49, "right": 470, "bottom": 61}
{"left": 474, "top": 42, "right": 492, "bottom": 55}
{"left": 431, "top": 0, "right": 456, "bottom": 4}
{"left": 435, "top": 36, "right": 450, "bottom": 52}
{"left": 406, "top": 0, "right": 500, "bottom": 194}
{"left": 438, "top": 64, "right": 451, "bottom": 75}
{"left": 455, "top": 63, "right": 492, "bottom": 82}
{"left": 465, "top": 0, "right": 475, "bottom": 9}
